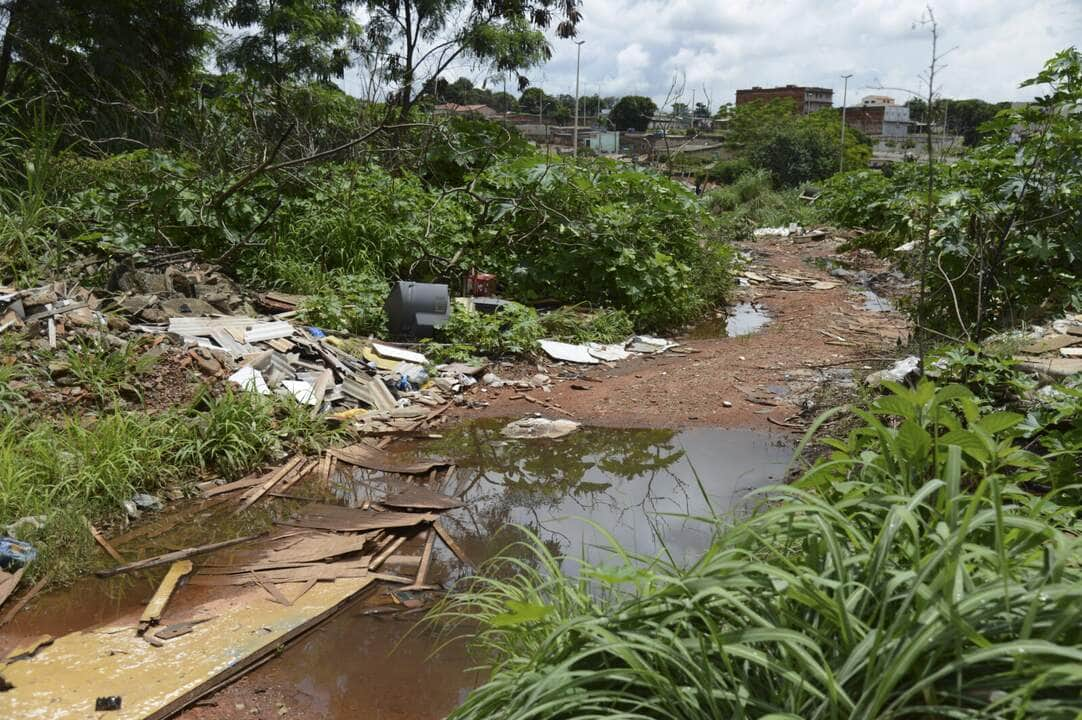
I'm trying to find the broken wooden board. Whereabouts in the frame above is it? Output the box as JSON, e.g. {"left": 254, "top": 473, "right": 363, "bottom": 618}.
{"left": 236, "top": 455, "right": 304, "bottom": 512}
{"left": 1014, "top": 357, "right": 1082, "bottom": 379}
{"left": 381, "top": 486, "right": 463, "bottom": 511}
{"left": 138, "top": 560, "right": 193, "bottom": 633}
{"left": 0, "top": 567, "right": 25, "bottom": 610}
{"left": 96, "top": 534, "right": 263, "bottom": 578}
{"left": 0, "top": 577, "right": 374, "bottom": 720}
{"left": 1019, "top": 334, "right": 1082, "bottom": 355}
{"left": 201, "top": 530, "right": 372, "bottom": 568}
{"left": 328, "top": 444, "right": 448, "bottom": 475}
{"left": 279, "top": 503, "right": 437, "bottom": 532}
{"left": 433, "top": 519, "right": 476, "bottom": 570}
{"left": 188, "top": 560, "right": 372, "bottom": 586}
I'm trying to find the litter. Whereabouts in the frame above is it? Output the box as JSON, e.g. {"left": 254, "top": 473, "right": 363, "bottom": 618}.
{"left": 501, "top": 417, "right": 581, "bottom": 439}
{"left": 865, "top": 356, "right": 920, "bottom": 386}
{"left": 626, "top": 335, "right": 678, "bottom": 354}
{"left": 372, "top": 342, "right": 428, "bottom": 365}
{"left": 586, "top": 342, "right": 631, "bottom": 362}
{"left": 229, "top": 366, "right": 271, "bottom": 395}
{"left": 0, "top": 537, "right": 37, "bottom": 571}
{"left": 279, "top": 379, "right": 316, "bottom": 404}
{"left": 539, "top": 339, "right": 599, "bottom": 364}
{"left": 138, "top": 560, "right": 194, "bottom": 635}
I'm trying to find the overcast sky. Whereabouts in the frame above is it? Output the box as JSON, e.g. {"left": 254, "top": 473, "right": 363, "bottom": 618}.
{"left": 422, "top": 0, "right": 1082, "bottom": 110}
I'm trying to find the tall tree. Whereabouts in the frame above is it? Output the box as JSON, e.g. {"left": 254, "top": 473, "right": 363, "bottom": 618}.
{"left": 364, "top": 0, "right": 582, "bottom": 116}
{"left": 609, "top": 95, "right": 656, "bottom": 131}
{"left": 0, "top": 0, "right": 217, "bottom": 116}
{"left": 217, "top": 0, "right": 363, "bottom": 88}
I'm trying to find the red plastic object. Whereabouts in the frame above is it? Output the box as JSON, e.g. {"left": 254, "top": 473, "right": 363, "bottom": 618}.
{"left": 466, "top": 271, "right": 497, "bottom": 297}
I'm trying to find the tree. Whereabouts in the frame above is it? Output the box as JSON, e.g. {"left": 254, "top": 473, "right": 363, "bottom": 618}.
{"left": 907, "top": 97, "right": 1012, "bottom": 146}
{"left": 364, "top": 0, "right": 581, "bottom": 116}
{"left": 671, "top": 102, "right": 689, "bottom": 117}
{"left": 609, "top": 96, "right": 656, "bottom": 131}
{"left": 693, "top": 102, "right": 710, "bottom": 118}
{"left": 217, "top": 0, "right": 363, "bottom": 89}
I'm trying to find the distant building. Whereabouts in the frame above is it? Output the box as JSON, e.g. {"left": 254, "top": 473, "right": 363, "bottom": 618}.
{"left": 861, "top": 95, "right": 896, "bottom": 107}
{"left": 734, "top": 85, "right": 833, "bottom": 114}
{"left": 844, "top": 104, "right": 911, "bottom": 138}
{"left": 433, "top": 103, "right": 498, "bottom": 118}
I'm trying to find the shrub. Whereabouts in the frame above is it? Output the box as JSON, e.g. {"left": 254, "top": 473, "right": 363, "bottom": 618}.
{"left": 436, "top": 302, "right": 543, "bottom": 358}
{"left": 438, "top": 381, "right": 1082, "bottom": 720}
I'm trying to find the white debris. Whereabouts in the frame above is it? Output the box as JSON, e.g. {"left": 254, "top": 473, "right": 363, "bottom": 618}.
{"left": 586, "top": 342, "right": 631, "bottom": 362}
{"left": 865, "top": 355, "right": 920, "bottom": 386}
{"left": 894, "top": 240, "right": 919, "bottom": 253}
{"left": 753, "top": 226, "right": 796, "bottom": 238}
{"left": 279, "top": 379, "right": 316, "bottom": 404}
{"left": 539, "top": 339, "right": 599, "bottom": 364}
{"left": 372, "top": 342, "right": 428, "bottom": 365}
{"left": 229, "top": 366, "right": 271, "bottom": 395}
{"left": 244, "top": 320, "right": 294, "bottom": 343}
{"left": 501, "top": 417, "right": 581, "bottom": 439}
{"left": 626, "top": 335, "right": 678, "bottom": 354}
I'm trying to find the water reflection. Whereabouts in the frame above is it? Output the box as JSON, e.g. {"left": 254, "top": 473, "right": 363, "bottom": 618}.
{"left": 393, "top": 421, "right": 793, "bottom": 572}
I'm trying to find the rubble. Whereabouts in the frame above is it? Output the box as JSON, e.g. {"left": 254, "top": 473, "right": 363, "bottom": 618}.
{"left": 501, "top": 417, "right": 581, "bottom": 439}
{"left": 865, "top": 356, "right": 920, "bottom": 386}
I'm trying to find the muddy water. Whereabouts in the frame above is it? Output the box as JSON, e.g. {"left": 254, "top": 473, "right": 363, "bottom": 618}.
{"left": 8, "top": 423, "right": 793, "bottom": 720}
{"left": 687, "top": 302, "right": 771, "bottom": 339}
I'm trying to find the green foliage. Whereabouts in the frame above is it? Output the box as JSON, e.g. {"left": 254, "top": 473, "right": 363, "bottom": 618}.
{"left": 297, "top": 271, "right": 389, "bottom": 336}
{"left": 538, "top": 306, "right": 634, "bottom": 345}
{"left": 608, "top": 95, "right": 657, "bottom": 131}
{"left": 702, "top": 157, "right": 753, "bottom": 185}
{"left": 438, "top": 381, "right": 1082, "bottom": 720}
{"left": 437, "top": 302, "right": 543, "bottom": 358}
{"left": 703, "top": 170, "right": 823, "bottom": 229}
{"left": 726, "top": 100, "right": 872, "bottom": 187}
{"left": 469, "top": 156, "right": 733, "bottom": 329}
{"left": 820, "top": 48, "right": 1082, "bottom": 336}
{"left": 62, "top": 337, "right": 158, "bottom": 406}
{"left": 217, "top": 0, "right": 363, "bottom": 86}
{"left": 173, "top": 388, "right": 278, "bottom": 481}
{"left": 909, "top": 97, "right": 1013, "bottom": 146}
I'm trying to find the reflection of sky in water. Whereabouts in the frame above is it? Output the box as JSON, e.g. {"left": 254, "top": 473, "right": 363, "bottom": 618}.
{"left": 387, "top": 421, "right": 794, "bottom": 572}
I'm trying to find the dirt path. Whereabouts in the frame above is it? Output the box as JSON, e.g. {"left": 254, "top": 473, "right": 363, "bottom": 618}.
{"left": 451, "top": 234, "right": 910, "bottom": 432}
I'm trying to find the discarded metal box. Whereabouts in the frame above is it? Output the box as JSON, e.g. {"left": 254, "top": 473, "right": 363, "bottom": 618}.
{"left": 384, "top": 282, "right": 450, "bottom": 338}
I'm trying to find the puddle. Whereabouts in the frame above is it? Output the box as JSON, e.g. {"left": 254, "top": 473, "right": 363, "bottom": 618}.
{"left": 398, "top": 421, "right": 794, "bottom": 571}
{"left": 687, "top": 302, "right": 771, "bottom": 339}
{"left": 6, "top": 423, "right": 793, "bottom": 720}
{"left": 859, "top": 289, "right": 895, "bottom": 312}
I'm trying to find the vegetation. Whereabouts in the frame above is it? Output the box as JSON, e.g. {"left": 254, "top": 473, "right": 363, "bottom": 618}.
{"left": 437, "top": 381, "right": 1082, "bottom": 719}
{"left": 609, "top": 95, "right": 658, "bottom": 132}
{"left": 819, "top": 49, "right": 1082, "bottom": 337}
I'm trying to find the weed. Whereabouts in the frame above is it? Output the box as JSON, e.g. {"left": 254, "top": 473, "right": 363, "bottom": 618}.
{"left": 173, "top": 388, "right": 277, "bottom": 480}
{"left": 538, "top": 306, "right": 634, "bottom": 345}
{"left": 62, "top": 336, "right": 158, "bottom": 405}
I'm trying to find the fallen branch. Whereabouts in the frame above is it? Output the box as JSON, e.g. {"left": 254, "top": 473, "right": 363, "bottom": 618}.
{"left": 95, "top": 534, "right": 265, "bottom": 578}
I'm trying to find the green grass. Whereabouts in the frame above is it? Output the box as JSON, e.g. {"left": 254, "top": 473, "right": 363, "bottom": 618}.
{"left": 435, "top": 381, "right": 1082, "bottom": 719}
{"left": 62, "top": 336, "right": 159, "bottom": 405}
{"left": 0, "top": 388, "right": 346, "bottom": 583}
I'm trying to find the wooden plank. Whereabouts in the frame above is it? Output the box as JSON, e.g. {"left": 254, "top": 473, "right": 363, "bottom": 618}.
{"left": 249, "top": 572, "right": 291, "bottom": 606}
{"left": 309, "top": 369, "right": 334, "bottom": 417}
{"left": 202, "top": 470, "right": 269, "bottom": 498}
{"left": 4, "top": 634, "right": 53, "bottom": 663}
{"left": 138, "top": 560, "right": 194, "bottom": 633}
{"left": 0, "top": 573, "right": 49, "bottom": 628}
{"left": 201, "top": 531, "right": 371, "bottom": 568}
{"left": 406, "top": 529, "right": 436, "bottom": 590}
{"left": 188, "top": 562, "right": 371, "bottom": 586}
{"left": 275, "top": 459, "right": 317, "bottom": 496}
{"left": 109, "top": 495, "right": 235, "bottom": 547}
{"left": 236, "top": 455, "right": 304, "bottom": 513}
{"left": 370, "top": 534, "right": 411, "bottom": 571}
{"left": 0, "top": 567, "right": 25, "bottom": 610}
{"left": 95, "top": 534, "right": 264, "bottom": 578}
{"left": 433, "top": 520, "right": 476, "bottom": 570}
{"left": 0, "top": 577, "right": 375, "bottom": 719}
{"left": 153, "top": 618, "right": 212, "bottom": 641}
{"left": 279, "top": 503, "right": 437, "bottom": 532}
{"left": 328, "top": 444, "right": 447, "bottom": 475}
{"left": 381, "top": 486, "right": 463, "bottom": 511}
{"left": 87, "top": 520, "right": 125, "bottom": 563}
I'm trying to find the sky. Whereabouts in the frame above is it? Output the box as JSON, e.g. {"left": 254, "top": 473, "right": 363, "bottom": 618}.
{"left": 406, "top": 0, "right": 1082, "bottom": 111}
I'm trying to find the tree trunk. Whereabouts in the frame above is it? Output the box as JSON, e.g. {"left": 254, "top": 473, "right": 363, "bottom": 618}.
{"left": 0, "top": 0, "right": 21, "bottom": 98}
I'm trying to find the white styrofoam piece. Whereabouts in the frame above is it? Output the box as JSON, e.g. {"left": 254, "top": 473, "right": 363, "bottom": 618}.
{"left": 372, "top": 342, "right": 427, "bottom": 365}
{"left": 244, "top": 321, "right": 294, "bottom": 343}
{"left": 229, "top": 366, "right": 270, "bottom": 395}
{"left": 539, "top": 339, "right": 599, "bottom": 364}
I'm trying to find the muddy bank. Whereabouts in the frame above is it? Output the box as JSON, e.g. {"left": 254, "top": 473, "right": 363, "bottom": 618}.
{"left": 451, "top": 235, "right": 909, "bottom": 432}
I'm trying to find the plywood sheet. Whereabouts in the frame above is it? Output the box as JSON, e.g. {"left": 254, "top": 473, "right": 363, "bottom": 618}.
{"left": 280, "top": 503, "right": 436, "bottom": 532}
{"left": 381, "top": 486, "right": 463, "bottom": 511}
{"left": 0, "top": 577, "right": 373, "bottom": 720}
{"left": 329, "top": 444, "right": 447, "bottom": 475}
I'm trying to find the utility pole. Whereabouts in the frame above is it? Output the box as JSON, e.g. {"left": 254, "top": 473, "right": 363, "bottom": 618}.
{"left": 839, "top": 73, "right": 853, "bottom": 173}
{"left": 573, "top": 39, "right": 585, "bottom": 157}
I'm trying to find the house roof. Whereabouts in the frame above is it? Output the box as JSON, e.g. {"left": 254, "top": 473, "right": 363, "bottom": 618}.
{"left": 434, "top": 103, "right": 495, "bottom": 113}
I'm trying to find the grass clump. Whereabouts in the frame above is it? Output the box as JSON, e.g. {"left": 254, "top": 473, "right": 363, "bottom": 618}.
{"left": 61, "top": 336, "right": 159, "bottom": 405}
{"left": 437, "top": 381, "right": 1082, "bottom": 720}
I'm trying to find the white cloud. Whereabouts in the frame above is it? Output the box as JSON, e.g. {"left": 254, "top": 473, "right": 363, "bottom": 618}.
{"left": 523, "top": 0, "right": 1082, "bottom": 110}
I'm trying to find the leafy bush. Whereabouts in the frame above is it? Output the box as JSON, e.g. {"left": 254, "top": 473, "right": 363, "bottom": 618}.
{"left": 538, "top": 306, "right": 634, "bottom": 345}
{"left": 297, "top": 271, "right": 389, "bottom": 336}
{"left": 436, "top": 302, "right": 543, "bottom": 358}
{"left": 702, "top": 157, "right": 753, "bottom": 185}
{"left": 468, "top": 156, "right": 733, "bottom": 329}
{"left": 438, "top": 381, "right": 1082, "bottom": 720}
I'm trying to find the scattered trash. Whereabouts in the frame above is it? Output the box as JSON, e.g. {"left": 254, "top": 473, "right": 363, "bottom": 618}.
{"left": 539, "top": 339, "right": 599, "bottom": 365}
{"left": 627, "top": 336, "right": 678, "bottom": 354}
{"left": 501, "top": 417, "right": 581, "bottom": 439}
{"left": 229, "top": 366, "right": 271, "bottom": 395}
{"left": 131, "top": 493, "right": 163, "bottom": 512}
{"left": 586, "top": 343, "right": 631, "bottom": 362}
{"left": 865, "top": 356, "right": 920, "bottom": 386}
{"left": 95, "top": 696, "right": 122, "bottom": 711}
{"left": 0, "top": 537, "right": 37, "bottom": 571}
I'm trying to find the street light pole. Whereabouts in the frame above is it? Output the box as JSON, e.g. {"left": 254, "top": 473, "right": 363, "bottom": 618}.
{"left": 573, "top": 40, "right": 585, "bottom": 157}
{"left": 839, "top": 73, "right": 853, "bottom": 173}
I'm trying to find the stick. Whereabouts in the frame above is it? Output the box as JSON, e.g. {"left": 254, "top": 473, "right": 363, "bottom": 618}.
{"left": 433, "top": 520, "right": 475, "bottom": 570}
{"left": 95, "top": 534, "right": 265, "bottom": 578}
{"left": 87, "top": 520, "right": 125, "bottom": 563}
{"left": 236, "top": 455, "right": 304, "bottom": 513}
{"left": 0, "top": 573, "right": 50, "bottom": 627}
{"left": 406, "top": 529, "right": 436, "bottom": 590}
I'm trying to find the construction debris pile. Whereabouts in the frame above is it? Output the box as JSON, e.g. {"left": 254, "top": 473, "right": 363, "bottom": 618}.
{"left": 1, "top": 438, "right": 474, "bottom": 718}
{"left": 1007, "top": 314, "right": 1082, "bottom": 380}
